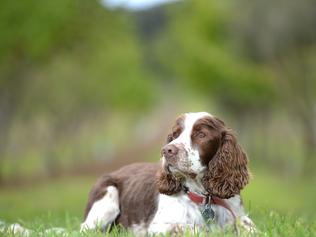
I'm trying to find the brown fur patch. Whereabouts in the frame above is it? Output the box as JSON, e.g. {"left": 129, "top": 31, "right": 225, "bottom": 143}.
{"left": 202, "top": 129, "right": 250, "bottom": 199}
{"left": 166, "top": 115, "right": 185, "bottom": 143}
{"left": 191, "top": 116, "right": 223, "bottom": 166}
{"left": 84, "top": 163, "right": 159, "bottom": 227}
{"left": 156, "top": 166, "right": 182, "bottom": 195}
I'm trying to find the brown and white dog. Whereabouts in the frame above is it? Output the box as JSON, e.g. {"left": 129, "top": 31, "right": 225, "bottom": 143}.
{"left": 81, "top": 112, "right": 255, "bottom": 235}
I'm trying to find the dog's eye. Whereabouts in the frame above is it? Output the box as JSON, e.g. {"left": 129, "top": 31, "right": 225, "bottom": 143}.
{"left": 193, "top": 131, "right": 206, "bottom": 138}
{"left": 195, "top": 131, "right": 206, "bottom": 138}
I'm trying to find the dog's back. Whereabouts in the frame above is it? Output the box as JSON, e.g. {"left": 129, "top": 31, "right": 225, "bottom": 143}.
{"left": 82, "top": 163, "right": 159, "bottom": 231}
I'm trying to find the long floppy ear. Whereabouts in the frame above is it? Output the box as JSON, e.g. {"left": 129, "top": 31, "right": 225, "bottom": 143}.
{"left": 202, "top": 129, "right": 250, "bottom": 199}
{"left": 156, "top": 166, "right": 182, "bottom": 195}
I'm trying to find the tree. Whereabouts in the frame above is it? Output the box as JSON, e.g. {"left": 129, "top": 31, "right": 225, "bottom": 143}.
{"left": 234, "top": 0, "right": 316, "bottom": 175}
{"left": 0, "top": 0, "right": 157, "bottom": 180}
{"left": 153, "top": 1, "right": 275, "bottom": 118}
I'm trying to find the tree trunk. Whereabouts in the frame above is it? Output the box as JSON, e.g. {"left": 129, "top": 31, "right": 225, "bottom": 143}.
{"left": 301, "top": 116, "right": 316, "bottom": 177}
{"left": 0, "top": 62, "right": 28, "bottom": 183}
{"left": 0, "top": 97, "right": 13, "bottom": 183}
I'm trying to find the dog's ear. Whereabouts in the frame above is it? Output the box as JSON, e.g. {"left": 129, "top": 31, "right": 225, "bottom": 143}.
{"left": 202, "top": 129, "right": 250, "bottom": 199}
{"left": 156, "top": 166, "right": 182, "bottom": 195}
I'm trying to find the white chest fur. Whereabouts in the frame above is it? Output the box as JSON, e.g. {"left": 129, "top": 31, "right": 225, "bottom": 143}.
{"left": 148, "top": 193, "right": 205, "bottom": 234}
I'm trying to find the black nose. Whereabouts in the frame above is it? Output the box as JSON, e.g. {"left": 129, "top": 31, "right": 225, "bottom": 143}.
{"left": 162, "top": 144, "right": 179, "bottom": 159}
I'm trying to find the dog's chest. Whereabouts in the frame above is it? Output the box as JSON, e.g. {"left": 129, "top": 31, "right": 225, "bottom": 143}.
{"left": 147, "top": 193, "right": 205, "bottom": 234}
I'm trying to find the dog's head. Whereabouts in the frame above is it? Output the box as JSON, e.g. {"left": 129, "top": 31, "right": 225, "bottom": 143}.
{"left": 156, "top": 112, "right": 249, "bottom": 199}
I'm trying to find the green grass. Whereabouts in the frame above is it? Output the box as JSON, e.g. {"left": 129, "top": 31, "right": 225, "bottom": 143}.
{"left": 0, "top": 173, "right": 315, "bottom": 236}
{"left": 0, "top": 212, "right": 315, "bottom": 237}
{"left": 0, "top": 177, "right": 95, "bottom": 222}
{"left": 242, "top": 171, "right": 316, "bottom": 218}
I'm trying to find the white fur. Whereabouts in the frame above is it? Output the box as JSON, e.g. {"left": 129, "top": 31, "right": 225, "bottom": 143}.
{"left": 129, "top": 222, "right": 148, "bottom": 237}
{"left": 212, "top": 195, "right": 256, "bottom": 231}
{"left": 168, "top": 112, "right": 212, "bottom": 194}
{"left": 6, "top": 223, "right": 31, "bottom": 236}
{"left": 148, "top": 193, "right": 205, "bottom": 234}
{"left": 170, "top": 113, "right": 212, "bottom": 174}
{"left": 148, "top": 193, "right": 254, "bottom": 235}
{"left": 80, "top": 186, "right": 120, "bottom": 232}
{"left": 212, "top": 195, "right": 243, "bottom": 228}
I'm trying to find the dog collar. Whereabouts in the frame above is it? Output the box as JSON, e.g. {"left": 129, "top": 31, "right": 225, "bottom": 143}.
{"left": 187, "top": 190, "right": 209, "bottom": 205}
{"left": 185, "top": 189, "right": 236, "bottom": 219}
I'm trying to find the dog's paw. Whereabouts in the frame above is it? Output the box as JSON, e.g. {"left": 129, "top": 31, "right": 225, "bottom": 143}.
{"left": 7, "top": 223, "right": 31, "bottom": 237}
{"left": 237, "top": 216, "right": 258, "bottom": 234}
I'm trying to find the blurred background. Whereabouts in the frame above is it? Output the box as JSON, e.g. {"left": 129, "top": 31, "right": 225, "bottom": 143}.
{"left": 0, "top": 0, "right": 316, "bottom": 225}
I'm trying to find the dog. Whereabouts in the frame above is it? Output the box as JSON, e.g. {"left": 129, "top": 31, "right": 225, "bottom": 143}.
{"left": 81, "top": 112, "right": 255, "bottom": 235}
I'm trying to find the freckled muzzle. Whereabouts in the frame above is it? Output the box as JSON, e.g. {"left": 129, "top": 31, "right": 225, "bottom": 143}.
{"left": 161, "top": 143, "right": 191, "bottom": 173}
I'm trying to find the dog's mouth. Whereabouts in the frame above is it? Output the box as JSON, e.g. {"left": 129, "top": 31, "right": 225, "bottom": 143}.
{"left": 165, "top": 164, "right": 182, "bottom": 178}
{"left": 167, "top": 164, "right": 197, "bottom": 180}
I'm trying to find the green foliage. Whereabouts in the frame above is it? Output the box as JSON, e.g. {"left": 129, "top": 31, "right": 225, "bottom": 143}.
{"left": 154, "top": 1, "right": 276, "bottom": 113}
{"left": 0, "top": 0, "right": 160, "bottom": 180}
{"left": 0, "top": 0, "right": 158, "bottom": 118}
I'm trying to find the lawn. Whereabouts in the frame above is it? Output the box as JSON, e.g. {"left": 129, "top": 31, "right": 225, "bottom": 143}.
{"left": 0, "top": 172, "right": 315, "bottom": 236}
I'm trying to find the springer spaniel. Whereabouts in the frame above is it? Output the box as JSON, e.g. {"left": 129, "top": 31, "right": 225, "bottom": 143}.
{"left": 81, "top": 112, "right": 255, "bottom": 235}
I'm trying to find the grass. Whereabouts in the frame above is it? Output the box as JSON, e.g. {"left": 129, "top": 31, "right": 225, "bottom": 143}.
{"left": 0, "top": 172, "right": 315, "bottom": 236}
{"left": 0, "top": 177, "right": 95, "bottom": 222}
{"left": 0, "top": 212, "right": 315, "bottom": 237}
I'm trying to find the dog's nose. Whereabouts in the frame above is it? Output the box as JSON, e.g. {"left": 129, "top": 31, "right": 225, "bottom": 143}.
{"left": 162, "top": 144, "right": 179, "bottom": 159}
